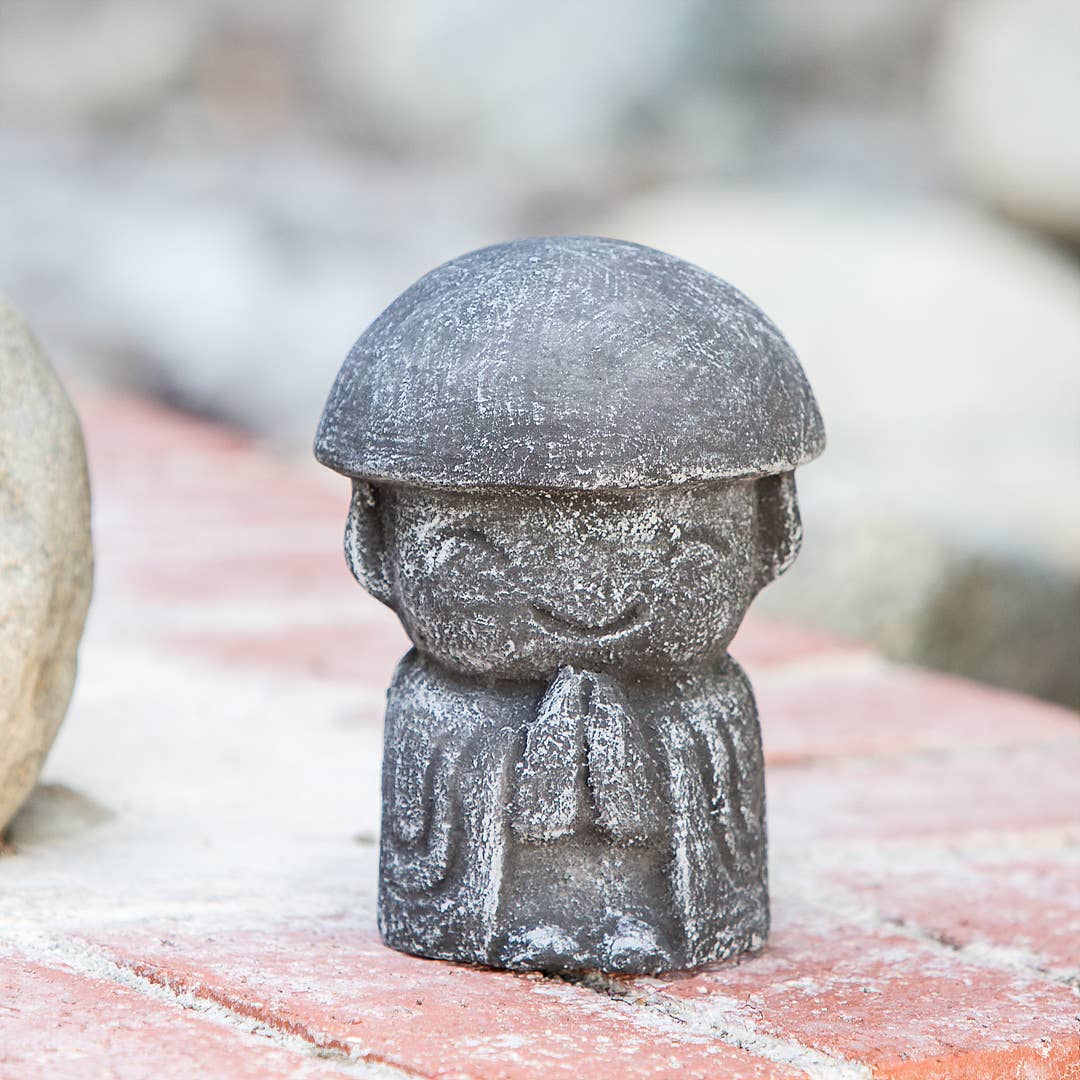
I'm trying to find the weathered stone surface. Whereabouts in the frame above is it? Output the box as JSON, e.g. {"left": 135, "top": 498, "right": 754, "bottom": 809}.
{"left": 317, "top": 238, "right": 824, "bottom": 973}
{"left": 606, "top": 189, "right": 1080, "bottom": 708}
{"left": 0, "top": 297, "right": 92, "bottom": 831}
{"left": 316, "top": 237, "right": 824, "bottom": 491}
{"left": 936, "top": 0, "right": 1080, "bottom": 243}
{"left": 370, "top": 483, "right": 780, "bottom": 973}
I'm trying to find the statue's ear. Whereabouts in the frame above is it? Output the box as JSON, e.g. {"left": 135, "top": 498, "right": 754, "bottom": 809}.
{"left": 753, "top": 472, "right": 803, "bottom": 593}
{"left": 344, "top": 480, "right": 395, "bottom": 608}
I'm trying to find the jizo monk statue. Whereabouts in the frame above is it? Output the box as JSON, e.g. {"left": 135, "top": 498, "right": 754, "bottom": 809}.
{"left": 315, "top": 236, "right": 825, "bottom": 974}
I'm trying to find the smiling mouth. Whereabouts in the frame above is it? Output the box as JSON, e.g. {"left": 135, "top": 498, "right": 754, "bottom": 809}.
{"left": 530, "top": 601, "right": 646, "bottom": 637}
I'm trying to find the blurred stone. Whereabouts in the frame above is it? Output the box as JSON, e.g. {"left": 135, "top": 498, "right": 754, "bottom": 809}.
{"left": 0, "top": 0, "right": 957, "bottom": 443}
{"left": 606, "top": 188, "right": 1080, "bottom": 707}
{"left": 0, "top": 0, "right": 199, "bottom": 125}
{"left": 0, "top": 139, "right": 520, "bottom": 447}
{"left": 0, "top": 298, "right": 93, "bottom": 831}
{"left": 317, "top": 0, "right": 705, "bottom": 166}
{"left": 747, "top": 0, "right": 950, "bottom": 107}
{"left": 937, "top": 0, "right": 1080, "bottom": 243}
{"left": 316, "top": 0, "right": 947, "bottom": 180}
{"left": 0, "top": 0, "right": 951, "bottom": 174}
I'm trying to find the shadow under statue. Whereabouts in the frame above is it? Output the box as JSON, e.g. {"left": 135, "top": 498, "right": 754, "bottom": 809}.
{"left": 315, "top": 236, "right": 825, "bottom": 974}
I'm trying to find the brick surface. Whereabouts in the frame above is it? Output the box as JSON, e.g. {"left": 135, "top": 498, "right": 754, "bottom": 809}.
{"left": 649, "top": 904, "right": 1080, "bottom": 1079}
{"left": 165, "top": 619, "right": 411, "bottom": 687}
{"left": 758, "top": 663, "right": 1080, "bottom": 765}
{"left": 77, "top": 390, "right": 348, "bottom": 607}
{"left": 83, "top": 923, "right": 802, "bottom": 1080}
{"left": 767, "top": 742, "right": 1080, "bottom": 851}
{"left": 0, "top": 389, "right": 1076, "bottom": 1079}
{"left": 828, "top": 849, "right": 1080, "bottom": 977}
{"left": 731, "top": 619, "right": 867, "bottom": 672}
{"left": 0, "top": 952, "right": 356, "bottom": 1080}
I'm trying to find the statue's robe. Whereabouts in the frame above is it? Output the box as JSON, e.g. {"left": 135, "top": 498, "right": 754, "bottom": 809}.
{"left": 377, "top": 650, "right": 768, "bottom": 973}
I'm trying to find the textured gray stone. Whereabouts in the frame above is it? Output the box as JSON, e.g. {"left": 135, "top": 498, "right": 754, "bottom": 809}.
{"left": 316, "top": 236, "right": 823, "bottom": 490}
{"left": 0, "top": 298, "right": 93, "bottom": 833}
{"left": 937, "top": 0, "right": 1080, "bottom": 243}
{"left": 317, "top": 237, "right": 824, "bottom": 973}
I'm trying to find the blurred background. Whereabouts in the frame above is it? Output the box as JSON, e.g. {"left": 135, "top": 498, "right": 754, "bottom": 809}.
{"left": 1, "top": 0, "right": 1078, "bottom": 708}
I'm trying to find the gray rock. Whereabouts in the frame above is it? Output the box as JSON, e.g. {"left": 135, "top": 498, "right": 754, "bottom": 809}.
{"left": 936, "top": 0, "right": 1080, "bottom": 243}
{"left": 317, "top": 238, "right": 824, "bottom": 973}
{"left": 606, "top": 188, "right": 1080, "bottom": 707}
{"left": 0, "top": 297, "right": 93, "bottom": 832}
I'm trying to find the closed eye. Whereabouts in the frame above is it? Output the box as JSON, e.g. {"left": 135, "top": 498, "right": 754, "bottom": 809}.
{"left": 670, "top": 526, "right": 732, "bottom": 560}
{"left": 441, "top": 527, "right": 512, "bottom": 565}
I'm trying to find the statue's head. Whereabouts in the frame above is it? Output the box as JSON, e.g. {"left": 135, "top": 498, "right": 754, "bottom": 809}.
{"left": 342, "top": 475, "right": 801, "bottom": 679}
{"left": 315, "top": 237, "right": 824, "bottom": 680}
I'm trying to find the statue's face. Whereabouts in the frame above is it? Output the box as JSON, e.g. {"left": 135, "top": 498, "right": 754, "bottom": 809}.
{"left": 355, "top": 481, "right": 765, "bottom": 679}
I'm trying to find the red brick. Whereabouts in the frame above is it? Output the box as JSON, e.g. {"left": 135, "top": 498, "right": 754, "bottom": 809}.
{"left": 652, "top": 903, "right": 1080, "bottom": 1078}
{"left": 768, "top": 742, "right": 1080, "bottom": 851}
{"left": 830, "top": 851, "right": 1080, "bottom": 976}
{"left": 758, "top": 664, "right": 1080, "bottom": 765}
{"left": 77, "top": 389, "right": 252, "bottom": 461}
{"left": 84, "top": 922, "right": 805, "bottom": 1080}
{"left": 731, "top": 617, "right": 866, "bottom": 671}
{"left": 0, "top": 953, "right": 354, "bottom": 1079}
{"left": 166, "top": 617, "right": 410, "bottom": 686}
{"left": 79, "top": 389, "right": 345, "bottom": 538}
{"left": 881, "top": 1045, "right": 1080, "bottom": 1080}
{"left": 76, "top": 391, "right": 357, "bottom": 607}
{"left": 94, "top": 458, "right": 344, "bottom": 531}
{"left": 126, "top": 548, "right": 355, "bottom": 602}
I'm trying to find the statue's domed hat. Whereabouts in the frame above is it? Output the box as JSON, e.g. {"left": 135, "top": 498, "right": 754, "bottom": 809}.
{"left": 316, "top": 236, "right": 825, "bottom": 490}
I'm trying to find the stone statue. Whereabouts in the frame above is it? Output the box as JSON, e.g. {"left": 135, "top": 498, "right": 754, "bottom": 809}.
{"left": 316, "top": 237, "right": 824, "bottom": 973}
{"left": 1, "top": 296, "right": 93, "bottom": 835}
